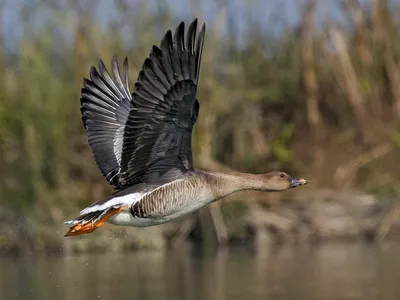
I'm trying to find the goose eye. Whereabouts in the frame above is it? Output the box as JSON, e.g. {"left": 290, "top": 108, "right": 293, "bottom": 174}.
{"left": 280, "top": 173, "right": 285, "bottom": 179}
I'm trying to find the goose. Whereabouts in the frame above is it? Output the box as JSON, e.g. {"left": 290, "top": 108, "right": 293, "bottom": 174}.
{"left": 64, "top": 19, "right": 308, "bottom": 237}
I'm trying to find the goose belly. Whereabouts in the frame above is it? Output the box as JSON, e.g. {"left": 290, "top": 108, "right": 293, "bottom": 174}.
{"left": 108, "top": 182, "right": 215, "bottom": 227}
{"left": 108, "top": 212, "right": 170, "bottom": 227}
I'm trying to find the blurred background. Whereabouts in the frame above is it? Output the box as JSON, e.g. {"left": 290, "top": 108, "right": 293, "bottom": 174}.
{"left": 1, "top": 0, "right": 400, "bottom": 299}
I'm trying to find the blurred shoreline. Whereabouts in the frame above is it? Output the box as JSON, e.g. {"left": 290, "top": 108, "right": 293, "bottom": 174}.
{"left": 1, "top": 188, "right": 399, "bottom": 255}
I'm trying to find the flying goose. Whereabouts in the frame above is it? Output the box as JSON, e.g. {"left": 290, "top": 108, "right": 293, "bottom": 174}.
{"left": 64, "top": 19, "right": 308, "bottom": 237}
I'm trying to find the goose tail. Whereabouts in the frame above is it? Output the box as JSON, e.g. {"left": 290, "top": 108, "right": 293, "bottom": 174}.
{"left": 64, "top": 206, "right": 123, "bottom": 237}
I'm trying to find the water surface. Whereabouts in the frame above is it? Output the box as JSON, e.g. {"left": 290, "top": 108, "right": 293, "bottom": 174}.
{"left": 1, "top": 242, "right": 400, "bottom": 300}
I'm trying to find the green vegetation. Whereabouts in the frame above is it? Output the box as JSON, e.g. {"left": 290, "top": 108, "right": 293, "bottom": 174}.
{"left": 0, "top": 0, "right": 399, "bottom": 253}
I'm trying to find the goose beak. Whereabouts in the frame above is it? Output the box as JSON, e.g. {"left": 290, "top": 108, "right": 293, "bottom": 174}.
{"left": 290, "top": 178, "right": 308, "bottom": 188}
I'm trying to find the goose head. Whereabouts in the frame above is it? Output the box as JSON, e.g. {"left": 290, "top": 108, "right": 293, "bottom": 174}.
{"left": 260, "top": 171, "right": 308, "bottom": 191}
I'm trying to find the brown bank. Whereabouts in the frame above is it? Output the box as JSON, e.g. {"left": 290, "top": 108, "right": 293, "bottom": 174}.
{"left": 0, "top": 189, "right": 398, "bottom": 255}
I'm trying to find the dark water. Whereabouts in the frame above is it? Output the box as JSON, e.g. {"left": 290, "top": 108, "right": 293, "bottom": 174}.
{"left": 1, "top": 242, "right": 400, "bottom": 300}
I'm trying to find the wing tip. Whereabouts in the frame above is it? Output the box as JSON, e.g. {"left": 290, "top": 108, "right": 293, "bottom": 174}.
{"left": 161, "top": 29, "right": 173, "bottom": 51}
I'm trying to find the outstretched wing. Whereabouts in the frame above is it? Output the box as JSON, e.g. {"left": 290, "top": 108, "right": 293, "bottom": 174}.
{"left": 80, "top": 57, "right": 132, "bottom": 187}
{"left": 118, "top": 19, "right": 206, "bottom": 187}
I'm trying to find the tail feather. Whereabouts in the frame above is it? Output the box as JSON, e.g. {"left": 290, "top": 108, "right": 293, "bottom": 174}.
{"left": 64, "top": 206, "right": 123, "bottom": 237}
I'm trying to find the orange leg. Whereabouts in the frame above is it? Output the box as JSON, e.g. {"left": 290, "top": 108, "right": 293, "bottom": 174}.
{"left": 64, "top": 207, "right": 123, "bottom": 237}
